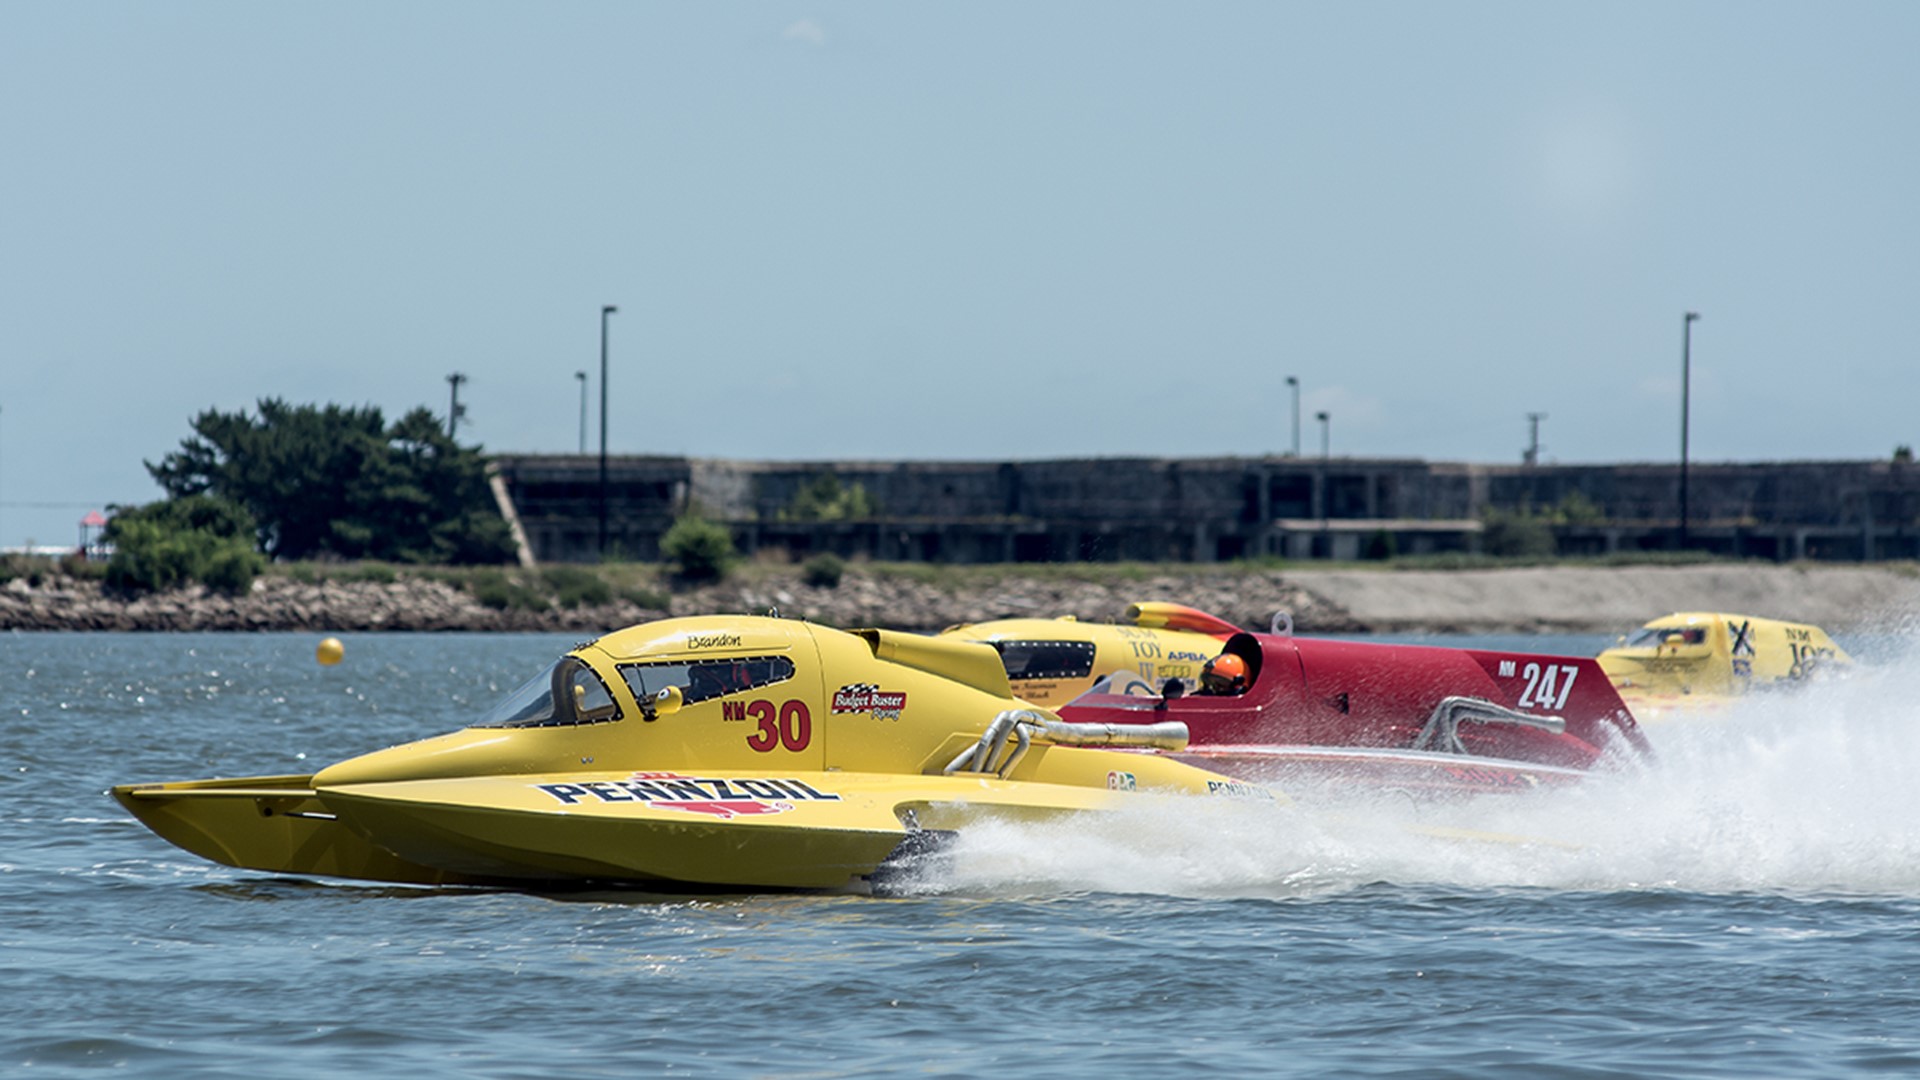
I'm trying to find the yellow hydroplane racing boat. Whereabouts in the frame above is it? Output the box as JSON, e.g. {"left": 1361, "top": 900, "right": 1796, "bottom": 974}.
{"left": 1596, "top": 612, "right": 1851, "bottom": 722}
{"left": 113, "top": 616, "right": 1270, "bottom": 892}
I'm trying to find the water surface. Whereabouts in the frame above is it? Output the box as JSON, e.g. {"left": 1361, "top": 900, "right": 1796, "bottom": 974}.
{"left": 6, "top": 630, "right": 1918, "bottom": 1077}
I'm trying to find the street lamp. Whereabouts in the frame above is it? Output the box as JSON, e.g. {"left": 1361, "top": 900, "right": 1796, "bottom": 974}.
{"left": 598, "top": 305, "right": 618, "bottom": 557}
{"left": 1286, "top": 376, "right": 1300, "bottom": 457}
{"left": 446, "top": 372, "right": 468, "bottom": 440}
{"left": 1680, "top": 311, "right": 1700, "bottom": 548}
{"left": 574, "top": 370, "right": 588, "bottom": 455}
{"left": 1316, "top": 410, "right": 1331, "bottom": 528}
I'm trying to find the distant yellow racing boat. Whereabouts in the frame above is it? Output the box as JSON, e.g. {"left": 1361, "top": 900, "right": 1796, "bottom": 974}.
{"left": 1595, "top": 612, "right": 1851, "bottom": 722}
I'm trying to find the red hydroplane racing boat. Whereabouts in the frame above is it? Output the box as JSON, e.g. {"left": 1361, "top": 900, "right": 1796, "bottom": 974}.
{"left": 941, "top": 603, "right": 1651, "bottom": 799}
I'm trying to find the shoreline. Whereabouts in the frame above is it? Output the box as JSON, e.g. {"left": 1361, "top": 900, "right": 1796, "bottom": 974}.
{"left": 6, "top": 563, "right": 1917, "bottom": 635}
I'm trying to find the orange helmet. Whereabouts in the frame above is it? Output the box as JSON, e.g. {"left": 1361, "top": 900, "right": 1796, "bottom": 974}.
{"left": 1201, "top": 652, "right": 1249, "bottom": 694}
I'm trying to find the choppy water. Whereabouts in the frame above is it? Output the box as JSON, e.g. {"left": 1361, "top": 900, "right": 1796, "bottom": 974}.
{"left": 6, "top": 628, "right": 1920, "bottom": 1077}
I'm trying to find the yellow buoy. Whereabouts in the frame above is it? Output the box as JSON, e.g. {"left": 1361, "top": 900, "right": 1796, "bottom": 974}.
{"left": 316, "top": 637, "right": 345, "bottom": 666}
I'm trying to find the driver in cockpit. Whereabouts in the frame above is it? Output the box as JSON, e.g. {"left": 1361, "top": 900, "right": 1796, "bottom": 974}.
{"left": 1196, "top": 652, "right": 1250, "bottom": 696}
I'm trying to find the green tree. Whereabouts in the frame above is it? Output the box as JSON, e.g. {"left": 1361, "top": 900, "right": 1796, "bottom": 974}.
{"left": 104, "top": 494, "right": 266, "bottom": 594}
{"left": 146, "top": 399, "right": 515, "bottom": 564}
{"left": 1480, "top": 506, "right": 1557, "bottom": 558}
{"left": 1550, "top": 490, "right": 1606, "bottom": 526}
{"left": 782, "top": 472, "right": 879, "bottom": 521}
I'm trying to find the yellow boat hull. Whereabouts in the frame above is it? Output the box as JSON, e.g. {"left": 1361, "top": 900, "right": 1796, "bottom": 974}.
{"left": 115, "top": 750, "right": 1256, "bottom": 891}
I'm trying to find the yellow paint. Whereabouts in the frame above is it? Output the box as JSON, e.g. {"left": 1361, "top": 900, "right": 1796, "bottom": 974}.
{"left": 1596, "top": 612, "right": 1850, "bottom": 721}
{"left": 938, "top": 612, "right": 1231, "bottom": 707}
{"left": 114, "top": 615, "right": 1276, "bottom": 891}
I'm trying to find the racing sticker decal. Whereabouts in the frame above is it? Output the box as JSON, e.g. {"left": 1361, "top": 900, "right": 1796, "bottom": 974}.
{"left": 534, "top": 772, "right": 841, "bottom": 819}
{"left": 1497, "top": 659, "right": 1580, "bottom": 710}
{"left": 1728, "top": 619, "right": 1755, "bottom": 657}
{"left": 1205, "top": 778, "right": 1276, "bottom": 801}
{"left": 831, "top": 683, "right": 908, "bottom": 720}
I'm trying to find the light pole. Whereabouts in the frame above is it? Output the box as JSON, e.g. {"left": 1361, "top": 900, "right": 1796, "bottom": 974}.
{"left": 1286, "top": 376, "right": 1300, "bottom": 457}
{"left": 575, "top": 370, "right": 588, "bottom": 455}
{"left": 598, "top": 305, "right": 618, "bottom": 556}
{"left": 1680, "top": 311, "right": 1700, "bottom": 548}
{"left": 1316, "top": 410, "right": 1331, "bottom": 528}
{"left": 446, "top": 373, "right": 468, "bottom": 440}
{"left": 1525, "top": 412, "right": 1547, "bottom": 467}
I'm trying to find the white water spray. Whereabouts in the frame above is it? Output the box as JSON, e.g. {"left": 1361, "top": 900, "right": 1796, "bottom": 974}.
{"left": 927, "top": 634, "right": 1920, "bottom": 900}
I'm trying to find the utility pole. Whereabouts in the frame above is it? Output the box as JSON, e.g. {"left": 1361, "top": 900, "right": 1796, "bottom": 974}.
{"left": 1680, "top": 311, "right": 1700, "bottom": 548}
{"left": 1524, "top": 412, "right": 1547, "bottom": 467}
{"left": 446, "top": 373, "right": 468, "bottom": 440}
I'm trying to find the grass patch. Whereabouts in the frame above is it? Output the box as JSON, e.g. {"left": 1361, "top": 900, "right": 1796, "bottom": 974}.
{"left": 466, "top": 569, "right": 551, "bottom": 612}
{"left": 541, "top": 565, "right": 614, "bottom": 609}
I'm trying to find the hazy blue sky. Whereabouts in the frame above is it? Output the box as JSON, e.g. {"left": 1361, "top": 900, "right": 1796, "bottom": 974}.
{"left": 4, "top": 2, "right": 1917, "bottom": 548}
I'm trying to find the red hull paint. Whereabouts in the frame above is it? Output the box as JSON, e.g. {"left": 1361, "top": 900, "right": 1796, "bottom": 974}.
{"left": 1057, "top": 633, "right": 1648, "bottom": 796}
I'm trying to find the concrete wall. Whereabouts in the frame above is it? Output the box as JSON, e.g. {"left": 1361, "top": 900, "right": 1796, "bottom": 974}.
{"left": 492, "top": 453, "right": 1920, "bottom": 564}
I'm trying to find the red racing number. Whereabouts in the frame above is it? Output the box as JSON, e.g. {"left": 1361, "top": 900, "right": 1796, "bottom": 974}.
{"left": 745, "top": 699, "right": 812, "bottom": 753}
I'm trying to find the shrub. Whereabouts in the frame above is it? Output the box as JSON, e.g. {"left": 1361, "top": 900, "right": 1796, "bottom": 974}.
{"left": 660, "top": 514, "right": 737, "bottom": 582}
{"left": 1480, "top": 508, "right": 1558, "bottom": 558}
{"left": 620, "top": 585, "right": 671, "bottom": 611}
{"left": 467, "top": 569, "right": 550, "bottom": 612}
{"left": 335, "top": 561, "right": 399, "bottom": 585}
{"left": 201, "top": 545, "right": 264, "bottom": 595}
{"left": 60, "top": 552, "right": 108, "bottom": 581}
{"left": 103, "top": 496, "right": 264, "bottom": 595}
{"left": 801, "top": 552, "right": 846, "bottom": 588}
{"left": 1363, "top": 530, "right": 1397, "bottom": 561}
{"left": 542, "top": 565, "right": 613, "bottom": 609}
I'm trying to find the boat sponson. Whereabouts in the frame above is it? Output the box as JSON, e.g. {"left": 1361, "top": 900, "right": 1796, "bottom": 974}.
{"left": 110, "top": 775, "right": 490, "bottom": 886}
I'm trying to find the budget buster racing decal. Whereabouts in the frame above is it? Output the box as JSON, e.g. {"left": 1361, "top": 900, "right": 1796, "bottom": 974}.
{"left": 831, "top": 683, "right": 908, "bottom": 720}
{"left": 534, "top": 772, "right": 841, "bottom": 819}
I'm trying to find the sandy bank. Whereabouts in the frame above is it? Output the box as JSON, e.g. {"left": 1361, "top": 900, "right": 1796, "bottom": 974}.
{"left": 1283, "top": 564, "right": 1920, "bottom": 634}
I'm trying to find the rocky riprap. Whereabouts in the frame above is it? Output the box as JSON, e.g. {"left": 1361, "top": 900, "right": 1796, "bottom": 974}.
{"left": 0, "top": 569, "right": 1359, "bottom": 634}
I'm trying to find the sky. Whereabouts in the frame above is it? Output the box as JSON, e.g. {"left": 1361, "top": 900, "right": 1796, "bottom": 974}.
{"left": 3, "top": 2, "right": 1918, "bottom": 548}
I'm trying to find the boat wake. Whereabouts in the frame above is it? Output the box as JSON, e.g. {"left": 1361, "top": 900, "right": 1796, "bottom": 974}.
{"left": 917, "top": 637, "right": 1920, "bottom": 901}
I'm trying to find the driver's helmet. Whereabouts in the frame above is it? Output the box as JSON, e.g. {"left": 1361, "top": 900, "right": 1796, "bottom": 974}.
{"left": 1200, "top": 652, "right": 1249, "bottom": 694}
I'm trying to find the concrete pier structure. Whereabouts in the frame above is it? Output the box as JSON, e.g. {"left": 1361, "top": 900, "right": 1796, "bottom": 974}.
{"left": 488, "top": 454, "right": 1920, "bottom": 565}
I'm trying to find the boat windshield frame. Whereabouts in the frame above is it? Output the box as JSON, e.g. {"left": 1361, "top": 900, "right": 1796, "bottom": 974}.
{"left": 473, "top": 656, "right": 623, "bottom": 728}
{"left": 1625, "top": 626, "right": 1708, "bottom": 649}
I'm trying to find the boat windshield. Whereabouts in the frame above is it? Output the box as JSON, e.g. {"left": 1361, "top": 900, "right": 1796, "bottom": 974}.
{"left": 474, "top": 656, "right": 622, "bottom": 728}
{"left": 1059, "top": 670, "right": 1167, "bottom": 711}
{"left": 1625, "top": 626, "right": 1707, "bottom": 648}
{"left": 989, "top": 639, "right": 1097, "bottom": 681}
{"left": 619, "top": 655, "right": 796, "bottom": 705}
